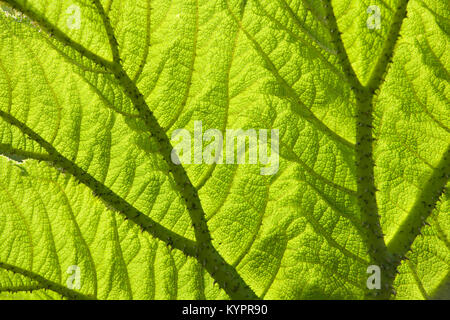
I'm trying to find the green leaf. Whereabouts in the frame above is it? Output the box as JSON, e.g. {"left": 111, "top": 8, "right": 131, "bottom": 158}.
{"left": 0, "top": 0, "right": 448, "bottom": 300}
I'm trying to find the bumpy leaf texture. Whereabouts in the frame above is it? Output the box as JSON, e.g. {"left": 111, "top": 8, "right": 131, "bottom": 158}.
{"left": 0, "top": 0, "right": 448, "bottom": 300}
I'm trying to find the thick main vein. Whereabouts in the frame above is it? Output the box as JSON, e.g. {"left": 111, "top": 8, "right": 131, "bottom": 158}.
{"left": 3, "top": 1, "right": 114, "bottom": 71}
{"left": 0, "top": 109, "right": 199, "bottom": 260}
{"left": 321, "top": 0, "right": 410, "bottom": 300}
{"left": 94, "top": 0, "right": 258, "bottom": 299}
{"left": 3, "top": 0, "right": 258, "bottom": 300}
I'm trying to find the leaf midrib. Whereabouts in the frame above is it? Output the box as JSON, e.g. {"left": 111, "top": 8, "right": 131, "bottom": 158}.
{"left": 1, "top": 0, "right": 258, "bottom": 300}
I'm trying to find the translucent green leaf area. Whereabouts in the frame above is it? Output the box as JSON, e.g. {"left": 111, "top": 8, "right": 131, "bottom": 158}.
{"left": 0, "top": 0, "right": 448, "bottom": 300}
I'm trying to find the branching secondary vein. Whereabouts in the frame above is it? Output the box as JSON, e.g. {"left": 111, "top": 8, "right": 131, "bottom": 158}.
{"left": 0, "top": 262, "right": 96, "bottom": 300}
{"left": 321, "top": 0, "right": 413, "bottom": 299}
{"left": 2, "top": 0, "right": 258, "bottom": 300}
